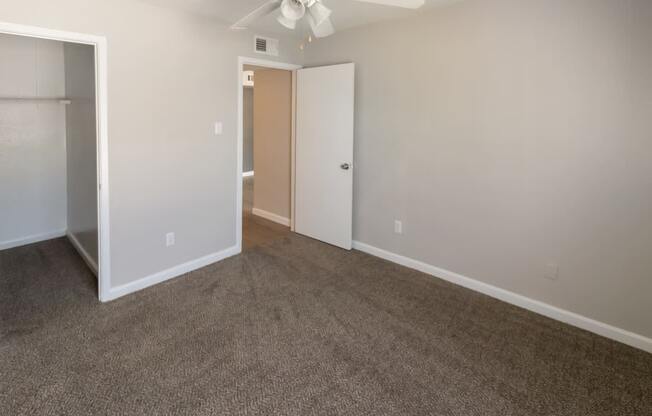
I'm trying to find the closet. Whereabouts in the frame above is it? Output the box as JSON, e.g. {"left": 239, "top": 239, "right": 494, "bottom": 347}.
{"left": 0, "top": 33, "right": 98, "bottom": 275}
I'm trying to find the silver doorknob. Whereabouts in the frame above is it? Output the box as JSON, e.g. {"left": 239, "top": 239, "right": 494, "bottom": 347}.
{"left": 340, "top": 163, "right": 351, "bottom": 170}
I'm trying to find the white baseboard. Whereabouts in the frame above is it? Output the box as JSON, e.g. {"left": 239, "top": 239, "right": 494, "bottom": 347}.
{"left": 243, "top": 171, "right": 255, "bottom": 177}
{"left": 66, "top": 232, "right": 98, "bottom": 276}
{"left": 252, "top": 208, "right": 290, "bottom": 227}
{"left": 352, "top": 241, "right": 652, "bottom": 354}
{"left": 104, "top": 245, "right": 240, "bottom": 302}
{"left": 0, "top": 229, "right": 66, "bottom": 251}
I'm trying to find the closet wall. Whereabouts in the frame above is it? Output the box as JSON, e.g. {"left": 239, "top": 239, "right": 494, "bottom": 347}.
{"left": 65, "top": 43, "right": 98, "bottom": 268}
{"left": 0, "top": 34, "right": 67, "bottom": 249}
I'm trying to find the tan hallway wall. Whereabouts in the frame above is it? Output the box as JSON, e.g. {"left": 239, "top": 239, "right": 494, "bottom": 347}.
{"left": 253, "top": 69, "right": 292, "bottom": 223}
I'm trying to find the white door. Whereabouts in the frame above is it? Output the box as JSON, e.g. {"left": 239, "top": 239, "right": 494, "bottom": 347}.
{"left": 295, "top": 63, "right": 355, "bottom": 250}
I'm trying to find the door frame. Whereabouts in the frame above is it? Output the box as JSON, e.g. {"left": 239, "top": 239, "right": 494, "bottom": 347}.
{"left": 236, "top": 56, "right": 302, "bottom": 251}
{"left": 0, "top": 22, "right": 111, "bottom": 302}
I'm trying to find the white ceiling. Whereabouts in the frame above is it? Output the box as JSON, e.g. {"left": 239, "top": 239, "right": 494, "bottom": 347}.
{"left": 142, "top": 0, "right": 459, "bottom": 37}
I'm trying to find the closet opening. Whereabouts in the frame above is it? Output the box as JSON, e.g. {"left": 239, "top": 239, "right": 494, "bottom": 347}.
{"left": 0, "top": 25, "right": 109, "bottom": 301}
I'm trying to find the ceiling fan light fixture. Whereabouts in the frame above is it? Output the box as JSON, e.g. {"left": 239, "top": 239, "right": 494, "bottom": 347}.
{"left": 277, "top": 13, "right": 298, "bottom": 29}
{"left": 308, "top": 15, "right": 335, "bottom": 38}
{"left": 232, "top": 0, "right": 426, "bottom": 34}
{"left": 306, "top": 1, "right": 332, "bottom": 27}
{"left": 280, "top": 0, "right": 306, "bottom": 21}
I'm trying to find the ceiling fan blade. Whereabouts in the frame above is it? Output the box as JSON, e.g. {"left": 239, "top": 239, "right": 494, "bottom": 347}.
{"left": 352, "top": 0, "right": 425, "bottom": 8}
{"left": 230, "top": 0, "right": 282, "bottom": 30}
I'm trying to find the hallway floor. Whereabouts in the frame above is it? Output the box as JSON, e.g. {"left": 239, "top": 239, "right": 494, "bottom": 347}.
{"left": 242, "top": 176, "right": 290, "bottom": 250}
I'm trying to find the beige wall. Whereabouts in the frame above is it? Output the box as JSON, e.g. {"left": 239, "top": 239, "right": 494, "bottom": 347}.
{"left": 65, "top": 42, "right": 98, "bottom": 266}
{"left": 0, "top": 0, "right": 302, "bottom": 288}
{"left": 0, "top": 34, "right": 67, "bottom": 247}
{"left": 304, "top": 0, "right": 652, "bottom": 338}
{"left": 253, "top": 68, "right": 293, "bottom": 222}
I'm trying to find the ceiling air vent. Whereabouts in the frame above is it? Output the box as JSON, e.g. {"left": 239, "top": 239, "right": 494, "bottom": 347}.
{"left": 254, "top": 36, "right": 279, "bottom": 57}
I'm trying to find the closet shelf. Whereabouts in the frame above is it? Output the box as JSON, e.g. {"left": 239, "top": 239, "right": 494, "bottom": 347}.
{"left": 0, "top": 96, "right": 71, "bottom": 104}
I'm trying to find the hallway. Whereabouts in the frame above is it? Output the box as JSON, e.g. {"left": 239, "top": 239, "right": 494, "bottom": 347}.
{"left": 242, "top": 176, "right": 291, "bottom": 250}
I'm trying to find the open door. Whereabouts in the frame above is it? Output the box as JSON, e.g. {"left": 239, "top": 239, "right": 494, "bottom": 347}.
{"left": 295, "top": 63, "right": 355, "bottom": 250}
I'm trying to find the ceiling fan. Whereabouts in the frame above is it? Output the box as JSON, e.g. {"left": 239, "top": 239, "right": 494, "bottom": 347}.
{"left": 231, "top": 0, "right": 425, "bottom": 38}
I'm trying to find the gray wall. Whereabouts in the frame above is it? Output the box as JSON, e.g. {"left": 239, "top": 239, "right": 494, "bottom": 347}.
{"left": 243, "top": 87, "right": 254, "bottom": 173}
{"left": 64, "top": 42, "right": 98, "bottom": 266}
{"left": 0, "top": 0, "right": 302, "bottom": 288}
{"left": 0, "top": 34, "right": 67, "bottom": 248}
{"left": 304, "top": 0, "right": 652, "bottom": 338}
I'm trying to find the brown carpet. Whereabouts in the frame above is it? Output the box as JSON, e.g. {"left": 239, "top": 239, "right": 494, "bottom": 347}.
{"left": 1, "top": 236, "right": 650, "bottom": 415}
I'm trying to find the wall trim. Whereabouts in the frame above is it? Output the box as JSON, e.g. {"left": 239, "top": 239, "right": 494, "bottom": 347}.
{"left": 66, "top": 232, "right": 98, "bottom": 276}
{"left": 352, "top": 241, "right": 652, "bottom": 354}
{"left": 0, "top": 229, "right": 66, "bottom": 251}
{"left": 243, "top": 171, "right": 255, "bottom": 177}
{"left": 104, "top": 245, "right": 240, "bottom": 302}
{"left": 252, "top": 208, "right": 291, "bottom": 227}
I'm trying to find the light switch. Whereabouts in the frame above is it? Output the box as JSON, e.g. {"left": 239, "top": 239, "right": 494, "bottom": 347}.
{"left": 166, "top": 232, "right": 175, "bottom": 247}
{"left": 214, "top": 122, "right": 223, "bottom": 135}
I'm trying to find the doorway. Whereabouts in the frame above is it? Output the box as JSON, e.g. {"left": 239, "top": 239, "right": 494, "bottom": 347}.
{"left": 0, "top": 22, "right": 110, "bottom": 301}
{"left": 240, "top": 63, "right": 296, "bottom": 250}
{"left": 237, "top": 57, "right": 355, "bottom": 252}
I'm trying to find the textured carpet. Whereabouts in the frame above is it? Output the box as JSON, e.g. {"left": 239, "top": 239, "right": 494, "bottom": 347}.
{"left": 1, "top": 236, "right": 651, "bottom": 415}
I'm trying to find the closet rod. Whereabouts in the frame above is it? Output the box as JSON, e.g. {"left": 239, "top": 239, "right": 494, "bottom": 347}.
{"left": 0, "top": 97, "right": 71, "bottom": 104}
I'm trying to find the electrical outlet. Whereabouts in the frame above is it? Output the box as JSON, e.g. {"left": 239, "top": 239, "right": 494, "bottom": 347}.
{"left": 544, "top": 263, "right": 559, "bottom": 281}
{"left": 166, "top": 232, "right": 175, "bottom": 247}
{"left": 394, "top": 220, "right": 403, "bottom": 235}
